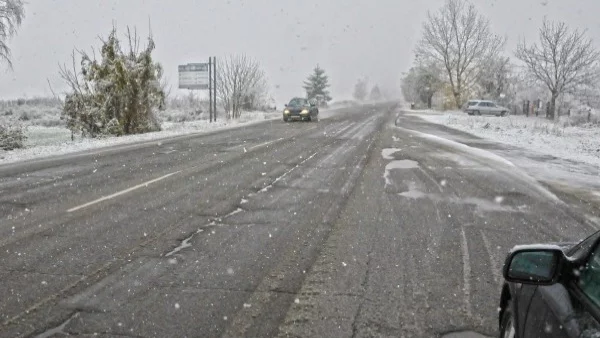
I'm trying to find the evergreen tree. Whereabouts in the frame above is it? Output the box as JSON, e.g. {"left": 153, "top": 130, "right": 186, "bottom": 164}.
{"left": 353, "top": 78, "right": 368, "bottom": 101}
{"left": 369, "top": 85, "right": 382, "bottom": 101}
{"left": 303, "top": 65, "right": 332, "bottom": 104}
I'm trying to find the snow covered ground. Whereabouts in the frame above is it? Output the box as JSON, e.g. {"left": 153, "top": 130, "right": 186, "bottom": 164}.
{"left": 0, "top": 111, "right": 280, "bottom": 165}
{"left": 410, "top": 110, "right": 600, "bottom": 168}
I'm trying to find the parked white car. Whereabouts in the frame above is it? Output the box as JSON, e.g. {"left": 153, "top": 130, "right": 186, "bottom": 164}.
{"left": 464, "top": 100, "right": 509, "bottom": 116}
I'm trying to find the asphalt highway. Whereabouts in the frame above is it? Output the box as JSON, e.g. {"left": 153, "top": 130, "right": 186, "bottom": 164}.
{"left": 0, "top": 103, "right": 596, "bottom": 337}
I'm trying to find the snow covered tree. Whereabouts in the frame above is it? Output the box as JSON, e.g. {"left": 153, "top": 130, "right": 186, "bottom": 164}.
{"left": 60, "top": 27, "right": 165, "bottom": 137}
{"left": 516, "top": 19, "right": 600, "bottom": 120}
{"left": 369, "top": 85, "right": 382, "bottom": 101}
{"left": 401, "top": 65, "right": 443, "bottom": 108}
{"left": 217, "top": 54, "right": 268, "bottom": 119}
{"left": 353, "top": 78, "right": 368, "bottom": 101}
{"left": 475, "top": 56, "right": 513, "bottom": 101}
{"left": 0, "top": 0, "right": 24, "bottom": 68}
{"left": 416, "top": 0, "right": 504, "bottom": 108}
{"left": 303, "top": 65, "right": 332, "bottom": 104}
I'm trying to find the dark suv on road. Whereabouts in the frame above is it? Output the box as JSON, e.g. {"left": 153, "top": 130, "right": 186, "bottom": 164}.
{"left": 499, "top": 230, "right": 600, "bottom": 337}
{"left": 283, "top": 97, "right": 319, "bottom": 122}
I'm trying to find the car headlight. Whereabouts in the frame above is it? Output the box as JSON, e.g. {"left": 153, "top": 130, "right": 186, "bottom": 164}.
{"left": 284, "top": 109, "right": 290, "bottom": 114}
{"left": 301, "top": 109, "right": 309, "bottom": 114}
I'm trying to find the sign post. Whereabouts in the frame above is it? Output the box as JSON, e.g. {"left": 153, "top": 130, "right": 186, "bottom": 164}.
{"left": 178, "top": 63, "right": 209, "bottom": 90}
{"left": 178, "top": 60, "right": 217, "bottom": 122}
{"left": 208, "top": 58, "right": 213, "bottom": 122}
{"left": 178, "top": 62, "right": 211, "bottom": 121}
{"left": 212, "top": 57, "right": 217, "bottom": 121}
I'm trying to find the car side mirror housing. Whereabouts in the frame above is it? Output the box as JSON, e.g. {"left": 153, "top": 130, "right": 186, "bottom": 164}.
{"left": 284, "top": 104, "right": 288, "bottom": 107}
{"left": 503, "top": 245, "right": 564, "bottom": 285}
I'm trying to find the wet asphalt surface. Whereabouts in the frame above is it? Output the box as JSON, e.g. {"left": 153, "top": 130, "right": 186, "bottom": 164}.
{"left": 0, "top": 103, "right": 598, "bottom": 337}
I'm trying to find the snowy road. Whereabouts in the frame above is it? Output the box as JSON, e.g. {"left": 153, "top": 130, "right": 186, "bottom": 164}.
{"left": 0, "top": 104, "right": 597, "bottom": 337}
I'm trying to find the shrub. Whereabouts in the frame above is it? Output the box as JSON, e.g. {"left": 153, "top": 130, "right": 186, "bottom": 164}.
{"left": 60, "top": 27, "right": 165, "bottom": 137}
{"left": 0, "top": 124, "right": 26, "bottom": 150}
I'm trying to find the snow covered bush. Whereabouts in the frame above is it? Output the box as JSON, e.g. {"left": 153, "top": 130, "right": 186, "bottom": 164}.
{"left": 0, "top": 123, "right": 26, "bottom": 150}
{"left": 60, "top": 27, "right": 165, "bottom": 137}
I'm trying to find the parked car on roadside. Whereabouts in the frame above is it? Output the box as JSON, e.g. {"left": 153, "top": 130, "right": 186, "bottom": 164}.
{"left": 464, "top": 100, "right": 509, "bottom": 116}
{"left": 499, "top": 230, "right": 600, "bottom": 337}
{"left": 464, "top": 100, "right": 481, "bottom": 110}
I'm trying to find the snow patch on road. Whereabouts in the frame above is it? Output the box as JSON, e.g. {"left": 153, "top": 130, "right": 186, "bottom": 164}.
{"left": 398, "top": 188, "right": 428, "bottom": 199}
{"left": 403, "top": 126, "right": 515, "bottom": 168}
{"left": 398, "top": 187, "right": 518, "bottom": 213}
{"left": 396, "top": 125, "right": 562, "bottom": 203}
{"left": 383, "top": 160, "right": 419, "bottom": 186}
{"left": 381, "top": 148, "right": 401, "bottom": 160}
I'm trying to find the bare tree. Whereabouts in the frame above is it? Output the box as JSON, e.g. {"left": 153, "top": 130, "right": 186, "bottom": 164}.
{"left": 217, "top": 54, "right": 268, "bottom": 119}
{"left": 516, "top": 19, "right": 600, "bottom": 120}
{"left": 475, "top": 56, "right": 513, "bottom": 100}
{"left": 0, "top": 0, "right": 24, "bottom": 68}
{"left": 416, "top": 0, "right": 504, "bottom": 108}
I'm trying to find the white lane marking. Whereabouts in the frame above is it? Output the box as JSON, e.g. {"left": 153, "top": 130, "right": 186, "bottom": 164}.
{"left": 248, "top": 138, "right": 284, "bottom": 151}
{"left": 67, "top": 171, "right": 182, "bottom": 213}
{"left": 331, "top": 121, "right": 356, "bottom": 136}
{"left": 460, "top": 227, "right": 472, "bottom": 317}
{"left": 259, "top": 151, "right": 319, "bottom": 193}
{"left": 164, "top": 228, "right": 205, "bottom": 257}
{"left": 340, "top": 116, "right": 377, "bottom": 139}
{"left": 480, "top": 229, "right": 501, "bottom": 284}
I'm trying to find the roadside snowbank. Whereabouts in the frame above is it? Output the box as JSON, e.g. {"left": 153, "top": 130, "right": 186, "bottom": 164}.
{"left": 414, "top": 111, "right": 600, "bottom": 168}
{"left": 0, "top": 111, "right": 280, "bottom": 165}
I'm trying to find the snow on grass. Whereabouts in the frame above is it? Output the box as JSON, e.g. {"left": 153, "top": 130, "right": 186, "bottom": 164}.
{"left": 0, "top": 111, "right": 280, "bottom": 165}
{"left": 414, "top": 111, "right": 600, "bottom": 168}
{"left": 0, "top": 103, "right": 63, "bottom": 127}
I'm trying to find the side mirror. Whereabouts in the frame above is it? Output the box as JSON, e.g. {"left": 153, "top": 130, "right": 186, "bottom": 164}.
{"left": 284, "top": 104, "right": 288, "bottom": 107}
{"left": 503, "top": 245, "right": 563, "bottom": 285}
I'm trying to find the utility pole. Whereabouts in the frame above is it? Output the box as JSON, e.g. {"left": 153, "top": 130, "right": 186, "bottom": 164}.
{"left": 208, "top": 57, "right": 213, "bottom": 122}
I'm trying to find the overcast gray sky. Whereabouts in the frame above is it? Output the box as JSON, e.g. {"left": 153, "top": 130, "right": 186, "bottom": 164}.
{"left": 1, "top": 0, "right": 599, "bottom": 104}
